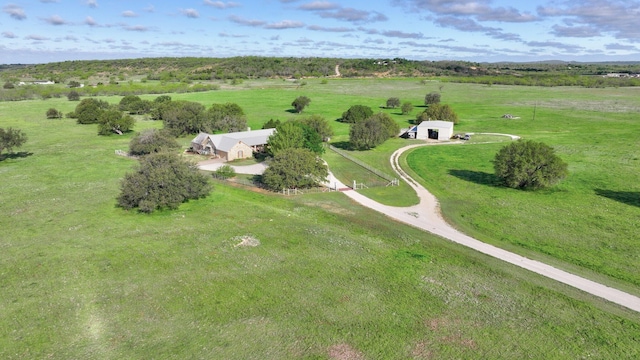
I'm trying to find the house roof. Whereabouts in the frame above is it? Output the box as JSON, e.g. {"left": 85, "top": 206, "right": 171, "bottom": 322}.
{"left": 192, "top": 128, "right": 276, "bottom": 152}
{"left": 417, "top": 120, "right": 454, "bottom": 129}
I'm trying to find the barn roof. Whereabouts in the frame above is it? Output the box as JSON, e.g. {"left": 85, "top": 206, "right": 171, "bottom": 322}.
{"left": 417, "top": 120, "right": 454, "bottom": 129}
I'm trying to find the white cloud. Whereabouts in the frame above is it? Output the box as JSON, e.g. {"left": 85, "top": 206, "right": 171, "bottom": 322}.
{"left": 2, "top": 31, "right": 17, "bottom": 38}
{"left": 3, "top": 4, "right": 27, "bottom": 20}
{"left": 181, "top": 8, "right": 200, "bottom": 18}
{"left": 122, "top": 11, "right": 137, "bottom": 18}
{"left": 86, "top": 0, "right": 98, "bottom": 8}
{"left": 43, "top": 15, "right": 67, "bottom": 25}
{"left": 265, "top": 20, "right": 305, "bottom": 29}
{"left": 204, "top": 1, "right": 241, "bottom": 9}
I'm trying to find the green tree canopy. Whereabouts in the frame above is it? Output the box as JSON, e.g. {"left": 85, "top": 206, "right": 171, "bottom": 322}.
{"left": 349, "top": 115, "right": 392, "bottom": 150}
{"left": 262, "top": 118, "right": 281, "bottom": 129}
{"left": 386, "top": 97, "right": 401, "bottom": 108}
{"left": 262, "top": 148, "right": 328, "bottom": 191}
{"left": 416, "top": 103, "right": 459, "bottom": 124}
{"left": 161, "top": 100, "right": 206, "bottom": 135}
{"left": 299, "top": 114, "right": 333, "bottom": 141}
{"left": 0, "top": 127, "right": 27, "bottom": 156}
{"left": 267, "top": 121, "right": 305, "bottom": 156}
{"left": 425, "top": 92, "right": 441, "bottom": 105}
{"left": 204, "top": 103, "right": 247, "bottom": 133}
{"left": 401, "top": 102, "right": 414, "bottom": 115}
{"left": 493, "top": 140, "right": 568, "bottom": 190}
{"left": 128, "top": 129, "right": 180, "bottom": 156}
{"left": 117, "top": 152, "right": 211, "bottom": 213}
{"left": 67, "top": 90, "right": 80, "bottom": 101}
{"left": 341, "top": 104, "right": 373, "bottom": 123}
{"left": 98, "top": 109, "right": 135, "bottom": 135}
{"left": 291, "top": 96, "right": 311, "bottom": 113}
{"left": 74, "top": 98, "right": 110, "bottom": 124}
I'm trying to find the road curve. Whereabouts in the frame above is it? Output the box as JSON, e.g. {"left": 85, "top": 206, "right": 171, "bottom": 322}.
{"left": 336, "top": 141, "right": 640, "bottom": 313}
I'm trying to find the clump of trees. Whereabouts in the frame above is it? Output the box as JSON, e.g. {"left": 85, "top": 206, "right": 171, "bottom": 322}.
{"left": 117, "top": 152, "right": 211, "bottom": 213}
{"left": 0, "top": 127, "right": 27, "bottom": 156}
{"left": 262, "top": 148, "right": 328, "bottom": 191}
{"left": 154, "top": 98, "right": 247, "bottom": 135}
{"left": 128, "top": 129, "right": 180, "bottom": 156}
{"left": 416, "top": 103, "right": 459, "bottom": 124}
{"left": 493, "top": 140, "right": 568, "bottom": 190}
{"left": 291, "top": 96, "right": 311, "bottom": 113}
{"left": 349, "top": 112, "right": 400, "bottom": 150}
{"left": 299, "top": 114, "right": 333, "bottom": 141}
{"left": 68, "top": 98, "right": 136, "bottom": 135}
{"left": 341, "top": 105, "right": 373, "bottom": 123}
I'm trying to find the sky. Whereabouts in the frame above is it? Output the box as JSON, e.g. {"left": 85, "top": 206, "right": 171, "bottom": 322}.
{"left": 1, "top": 0, "right": 639, "bottom": 64}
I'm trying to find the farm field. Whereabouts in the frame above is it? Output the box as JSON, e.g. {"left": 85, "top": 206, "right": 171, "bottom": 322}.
{"left": 1, "top": 78, "right": 639, "bottom": 358}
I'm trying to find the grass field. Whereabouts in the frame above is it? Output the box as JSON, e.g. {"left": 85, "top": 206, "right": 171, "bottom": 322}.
{"left": 1, "top": 80, "right": 640, "bottom": 358}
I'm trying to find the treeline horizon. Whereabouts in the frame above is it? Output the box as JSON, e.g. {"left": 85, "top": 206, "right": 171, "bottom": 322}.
{"left": 2, "top": 56, "right": 640, "bottom": 93}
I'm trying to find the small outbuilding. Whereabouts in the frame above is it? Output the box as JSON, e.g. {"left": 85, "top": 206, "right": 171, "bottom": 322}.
{"left": 401, "top": 120, "right": 454, "bottom": 141}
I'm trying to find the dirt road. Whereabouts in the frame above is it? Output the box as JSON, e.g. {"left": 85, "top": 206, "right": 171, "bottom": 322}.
{"left": 335, "top": 142, "right": 640, "bottom": 313}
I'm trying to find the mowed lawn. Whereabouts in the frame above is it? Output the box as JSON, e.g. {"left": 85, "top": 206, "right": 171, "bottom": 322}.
{"left": 1, "top": 81, "right": 640, "bottom": 359}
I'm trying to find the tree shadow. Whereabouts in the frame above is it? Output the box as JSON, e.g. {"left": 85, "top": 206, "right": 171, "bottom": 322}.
{"left": 285, "top": 109, "right": 298, "bottom": 114}
{"left": 448, "top": 169, "right": 500, "bottom": 187}
{"left": 330, "top": 141, "right": 353, "bottom": 150}
{"left": 0, "top": 152, "right": 33, "bottom": 161}
{"left": 594, "top": 189, "right": 640, "bottom": 208}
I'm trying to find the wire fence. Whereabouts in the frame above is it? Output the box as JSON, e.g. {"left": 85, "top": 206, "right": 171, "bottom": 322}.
{"left": 211, "top": 173, "right": 337, "bottom": 196}
{"left": 328, "top": 145, "right": 398, "bottom": 188}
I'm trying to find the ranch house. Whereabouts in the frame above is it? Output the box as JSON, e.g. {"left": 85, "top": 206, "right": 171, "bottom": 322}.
{"left": 191, "top": 128, "right": 275, "bottom": 161}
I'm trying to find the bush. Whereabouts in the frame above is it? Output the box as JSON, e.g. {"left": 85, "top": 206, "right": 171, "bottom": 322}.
{"left": 425, "top": 92, "right": 441, "bottom": 105}
{"left": 214, "top": 164, "right": 236, "bottom": 179}
{"left": 117, "top": 152, "right": 211, "bottom": 213}
{"left": 67, "top": 90, "right": 80, "bottom": 101}
{"left": 128, "top": 129, "right": 180, "bottom": 155}
{"left": 97, "top": 109, "right": 135, "bottom": 135}
{"left": 74, "top": 98, "right": 110, "bottom": 124}
{"left": 493, "top": 140, "right": 568, "bottom": 190}
{"left": 386, "top": 97, "right": 400, "bottom": 108}
{"left": 46, "top": 108, "right": 63, "bottom": 119}
{"left": 401, "top": 102, "right": 414, "bottom": 115}
{"left": 3, "top": 81, "right": 15, "bottom": 89}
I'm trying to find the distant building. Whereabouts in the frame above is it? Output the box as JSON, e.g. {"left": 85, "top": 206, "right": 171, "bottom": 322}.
{"left": 401, "top": 120, "right": 454, "bottom": 141}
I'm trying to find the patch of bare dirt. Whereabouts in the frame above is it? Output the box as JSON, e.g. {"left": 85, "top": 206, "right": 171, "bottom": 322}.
{"left": 328, "top": 343, "right": 366, "bottom": 360}
{"left": 233, "top": 235, "right": 260, "bottom": 247}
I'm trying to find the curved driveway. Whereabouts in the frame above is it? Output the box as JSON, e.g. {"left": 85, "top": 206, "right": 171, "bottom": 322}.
{"left": 336, "top": 141, "right": 640, "bottom": 313}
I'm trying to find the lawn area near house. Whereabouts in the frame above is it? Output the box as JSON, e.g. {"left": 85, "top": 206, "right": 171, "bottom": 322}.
{"left": 1, "top": 79, "right": 640, "bottom": 358}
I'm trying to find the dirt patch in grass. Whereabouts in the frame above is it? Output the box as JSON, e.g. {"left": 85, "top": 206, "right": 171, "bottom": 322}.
{"left": 328, "top": 343, "right": 366, "bottom": 360}
{"left": 233, "top": 235, "right": 260, "bottom": 247}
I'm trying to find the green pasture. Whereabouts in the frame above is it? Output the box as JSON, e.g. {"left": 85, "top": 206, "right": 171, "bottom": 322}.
{"left": 1, "top": 80, "right": 640, "bottom": 358}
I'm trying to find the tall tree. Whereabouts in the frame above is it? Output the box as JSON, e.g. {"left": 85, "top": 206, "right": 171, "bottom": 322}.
{"left": 493, "top": 140, "right": 568, "bottom": 190}
{"left": 299, "top": 114, "right": 333, "bottom": 141}
{"left": 267, "top": 121, "right": 305, "bottom": 156}
{"left": 262, "top": 148, "right": 328, "bottom": 191}
{"left": 341, "top": 104, "right": 373, "bottom": 123}
{"left": 349, "top": 116, "right": 389, "bottom": 150}
{"left": 0, "top": 127, "right": 27, "bottom": 156}
{"left": 74, "top": 98, "right": 110, "bottom": 124}
{"left": 117, "top": 152, "right": 211, "bottom": 213}
{"left": 98, "top": 109, "right": 135, "bottom": 135}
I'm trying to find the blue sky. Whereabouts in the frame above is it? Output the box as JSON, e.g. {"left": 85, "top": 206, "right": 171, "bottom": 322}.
{"left": 1, "top": 0, "right": 639, "bottom": 64}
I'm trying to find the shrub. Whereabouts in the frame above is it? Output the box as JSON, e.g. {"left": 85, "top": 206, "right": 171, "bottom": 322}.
{"left": 46, "top": 108, "right": 63, "bottom": 119}
{"left": 214, "top": 164, "right": 236, "bottom": 179}
{"left": 67, "top": 90, "right": 80, "bottom": 101}
{"left": 386, "top": 97, "right": 400, "bottom": 108}
{"left": 425, "top": 92, "right": 441, "bottom": 105}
